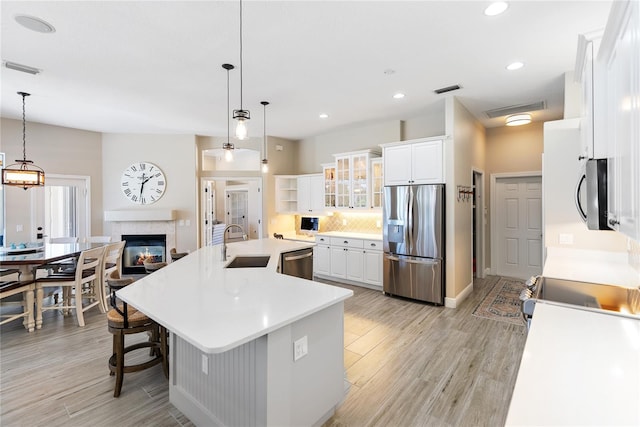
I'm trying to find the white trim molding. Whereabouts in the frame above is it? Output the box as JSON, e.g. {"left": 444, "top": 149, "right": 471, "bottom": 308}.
{"left": 445, "top": 281, "right": 474, "bottom": 308}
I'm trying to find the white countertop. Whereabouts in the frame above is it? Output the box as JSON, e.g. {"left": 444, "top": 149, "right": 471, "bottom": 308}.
{"left": 317, "top": 231, "right": 382, "bottom": 241}
{"left": 544, "top": 247, "right": 640, "bottom": 288}
{"left": 506, "top": 302, "right": 640, "bottom": 426}
{"left": 117, "top": 239, "right": 353, "bottom": 354}
{"left": 277, "top": 232, "right": 316, "bottom": 243}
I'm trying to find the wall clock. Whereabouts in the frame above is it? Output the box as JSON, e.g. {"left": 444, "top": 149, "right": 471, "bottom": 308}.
{"left": 120, "top": 161, "right": 166, "bottom": 205}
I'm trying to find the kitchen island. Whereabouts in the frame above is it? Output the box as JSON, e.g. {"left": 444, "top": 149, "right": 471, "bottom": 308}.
{"left": 117, "top": 239, "right": 353, "bottom": 427}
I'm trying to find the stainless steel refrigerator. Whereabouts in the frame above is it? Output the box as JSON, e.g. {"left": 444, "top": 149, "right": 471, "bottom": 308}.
{"left": 383, "top": 184, "right": 445, "bottom": 304}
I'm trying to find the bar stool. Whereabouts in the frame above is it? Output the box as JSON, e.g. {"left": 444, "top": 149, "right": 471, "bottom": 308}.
{"left": 169, "top": 248, "right": 188, "bottom": 262}
{"left": 143, "top": 260, "right": 167, "bottom": 273}
{"left": 106, "top": 271, "right": 168, "bottom": 397}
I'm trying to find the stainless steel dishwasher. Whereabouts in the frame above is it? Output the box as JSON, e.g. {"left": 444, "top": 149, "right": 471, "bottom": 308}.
{"left": 280, "top": 247, "right": 313, "bottom": 280}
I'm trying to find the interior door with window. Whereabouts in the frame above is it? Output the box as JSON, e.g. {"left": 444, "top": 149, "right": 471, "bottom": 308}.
{"left": 226, "top": 189, "right": 248, "bottom": 239}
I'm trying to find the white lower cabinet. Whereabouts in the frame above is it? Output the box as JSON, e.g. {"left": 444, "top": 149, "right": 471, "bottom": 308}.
{"left": 313, "top": 244, "right": 331, "bottom": 277}
{"left": 314, "top": 234, "right": 382, "bottom": 290}
{"left": 363, "top": 248, "right": 383, "bottom": 286}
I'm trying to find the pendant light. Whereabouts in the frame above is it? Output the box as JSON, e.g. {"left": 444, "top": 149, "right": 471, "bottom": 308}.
{"left": 222, "top": 63, "right": 235, "bottom": 162}
{"left": 261, "top": 101, "right": 269, "bottom": 173}
{"left": 2, "top": 92, "right": 45, "bottom": 190}
{"left": 232, "top": 0, "right": 250, "bottom": 140}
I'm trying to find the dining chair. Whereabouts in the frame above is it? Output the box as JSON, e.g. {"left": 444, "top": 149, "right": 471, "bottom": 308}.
{"left": 88, "top": 235, "right": 112, "bottom": 243}
{"left": 0, "top": 268, "right": 21, "bottom": 280}
{"left": 36, "top": 236, "right": 81, "bottom": 277}
{"left": 99, "top": 241, "right": 125, "bottom": 312}
{"left": 169, "top": 247, "right": 188, "bottom": 262}
{"left": 106, "top": 270, "right": 168, "bottom": 397}
{"left": 0, "top": 279, "right": 36, "bottom": 332}
{"left": 35, "top": 246, "right": 106, "bottom": 328}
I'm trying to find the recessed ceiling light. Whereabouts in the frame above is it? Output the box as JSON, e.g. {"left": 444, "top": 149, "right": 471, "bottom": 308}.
{"left": 14, "top": 14, "right": 56, "bottom": 33}
{"left": 505, "top": 113, "right": 531, "bottom": 126}
{"left": 393, "top": 93, "right": 405, "bottom": 99}
{"left": 319, "top": 113, "right": 329, "bottom": 119}
{"left": 506, "top": 61, "right": 524, "bottom": 71}
{"left": 484, "top": 2, "right": 508, "bottom": 16}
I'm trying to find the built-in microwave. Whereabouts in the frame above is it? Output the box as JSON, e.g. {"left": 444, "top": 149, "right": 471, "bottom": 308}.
{"left": 575, "top": 158, "right": 611, "bottom": 230}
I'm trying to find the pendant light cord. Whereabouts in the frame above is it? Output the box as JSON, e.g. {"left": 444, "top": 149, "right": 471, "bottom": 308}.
{"left": 263, "top": 103, "right": 266, "bottom": 156}
{"left": 21, "top": 92, "right": 27, "bottom": 162}
{"left": 239, "top": 0, "right": 243, "bottom": 111}
{"left": 227, "top": 68, "right": 230, "bottom": 143}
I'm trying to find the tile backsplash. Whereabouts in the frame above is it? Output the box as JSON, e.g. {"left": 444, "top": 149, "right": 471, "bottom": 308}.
{"left": 295, "top": 212, "right": 382, "bottom": 234}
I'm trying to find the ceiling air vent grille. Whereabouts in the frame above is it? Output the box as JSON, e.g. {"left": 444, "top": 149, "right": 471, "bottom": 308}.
{"left": 484, "top": 101, "right": 546, "bottom": 119}
{"left": 434, "top": 84, "right": 461, "bottom": 94}
{"left": 4, "top": 61, "right": 41, "bottom": 75}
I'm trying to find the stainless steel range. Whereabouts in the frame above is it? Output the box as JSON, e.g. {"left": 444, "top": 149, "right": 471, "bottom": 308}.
{"left": 520, "top": 275, "right": 640, "bottom": 329}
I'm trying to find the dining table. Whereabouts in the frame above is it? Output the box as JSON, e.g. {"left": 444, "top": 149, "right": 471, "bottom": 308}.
{"left": 0, "top": 242, "right": 106, "bottom": 330}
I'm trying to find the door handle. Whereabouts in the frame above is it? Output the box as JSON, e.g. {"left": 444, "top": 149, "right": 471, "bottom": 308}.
{"left": 283, "top": 252, "right": 313, "bottom": 262}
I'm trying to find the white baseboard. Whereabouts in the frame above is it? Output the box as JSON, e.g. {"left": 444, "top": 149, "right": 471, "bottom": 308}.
{"left": 444, "top": 281, "right": 474, "bottom": 308}
{"left": 484, "top": 267, "right": 491, "bottom": 276}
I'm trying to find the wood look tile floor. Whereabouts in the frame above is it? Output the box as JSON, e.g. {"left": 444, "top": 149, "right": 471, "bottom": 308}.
{"left": 0, "top": 276, "right": 527, "bottom": 426}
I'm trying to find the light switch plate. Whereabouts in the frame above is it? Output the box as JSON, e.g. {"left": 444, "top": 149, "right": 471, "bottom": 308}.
{"left": 293, "top": 336, "right": 308, "bottom": 361}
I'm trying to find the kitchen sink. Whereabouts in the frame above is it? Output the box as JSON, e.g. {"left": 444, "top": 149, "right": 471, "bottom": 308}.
{"left": 225, "top": 255, "right": 270, "bottom": 268}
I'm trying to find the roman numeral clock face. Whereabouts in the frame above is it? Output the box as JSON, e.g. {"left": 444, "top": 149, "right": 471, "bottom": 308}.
{"left": 120, "top": 162, "right": 166, "bottom": 205}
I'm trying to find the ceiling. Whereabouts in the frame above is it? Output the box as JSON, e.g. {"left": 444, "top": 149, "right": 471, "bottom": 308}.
{"left": 0, "top": 1, "right": 612, "bottom": 141}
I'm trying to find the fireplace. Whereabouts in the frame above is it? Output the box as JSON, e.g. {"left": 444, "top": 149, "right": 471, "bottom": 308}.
{"left": 122, "top": 234, "right": 167, "bottom": 274}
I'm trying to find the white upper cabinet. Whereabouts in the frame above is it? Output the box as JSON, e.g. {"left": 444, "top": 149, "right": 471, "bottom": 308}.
{"left": 382, "top": 138, "right": 444, "bottom": 185}
{"left": 297, "top": 174, "right": 324, "bottom": 214}
{"left": 599, "top": 0, "right": 640, "bottom": 240}
{"left": 333, "top": 150, "right": 380, "bottom": 210}
{"left": 370, "top": 158, "right": 383, "bottom": 209}
{"left": 322, "top": 163, "right": 336, "bottom": 209}
{"left": 575, "top": 30, "right": 607, "bottom": 160}
{"left": 275, "top": 175, "right": 298, "bottom": 213}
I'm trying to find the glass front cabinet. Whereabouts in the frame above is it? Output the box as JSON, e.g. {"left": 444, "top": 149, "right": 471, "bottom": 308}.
{"left": 332, "top": 150, "right": 380, "bottom": 210}
{"left": 370, "top": 158, "right": 383, "bottom": 209}
{"left": 322, "top": 163, "right": 336, "bottom": 209}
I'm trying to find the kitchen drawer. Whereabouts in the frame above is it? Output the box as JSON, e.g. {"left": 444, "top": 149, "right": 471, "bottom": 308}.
{"left": 316, "top": 235, "right": 331, "bottom": 244}
{"left": 362, "top": 239, "right": 382, "bottom": 251}
{"left": 330, "top": 237, "right": 364, "bottom": 249}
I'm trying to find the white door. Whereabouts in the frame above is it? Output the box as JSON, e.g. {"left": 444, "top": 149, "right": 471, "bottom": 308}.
{"left": 202, "top": 180, "right": 216, "bottom": 246}
{"left": 34, "top": 175, "right": 90, "bottom": 243}
{"left": 225, "top": 190, "right": 248, "bottom": 239}
{"left": 495, "top": 176, "right": 543, "bottom": 279}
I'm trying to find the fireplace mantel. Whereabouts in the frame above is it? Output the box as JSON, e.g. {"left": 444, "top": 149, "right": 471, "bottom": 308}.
{"left": 104, "top": 210, "right": 176, "bottom": 222}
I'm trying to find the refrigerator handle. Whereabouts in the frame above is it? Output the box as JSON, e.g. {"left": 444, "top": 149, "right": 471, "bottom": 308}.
{"left": 407, "top": 187, "right": 414, "bottom": 250}
{"left": 386, "top": 255, "right": 438, "bottom": 265}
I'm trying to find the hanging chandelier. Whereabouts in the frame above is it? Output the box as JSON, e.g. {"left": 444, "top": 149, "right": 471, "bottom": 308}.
{"left": 2, "top": 92, "right": 45, "bottom": 190}
{"left": 232, "top": 0, "right": 250, "bottom": 140}
{"left": 222, "top": 63, "right": 235, "bottom": 162}
{"left": 261, "top": 101, "right": 269, "bottom": 173}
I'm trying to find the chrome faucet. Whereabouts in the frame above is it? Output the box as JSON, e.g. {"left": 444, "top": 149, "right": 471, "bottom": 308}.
{"left": 221, "top": 224, "right": 247, "bottom": 261}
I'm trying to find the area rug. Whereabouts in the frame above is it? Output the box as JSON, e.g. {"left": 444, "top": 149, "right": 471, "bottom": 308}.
{"left": 472, "top": 277, "right": 526, "bottom": 326}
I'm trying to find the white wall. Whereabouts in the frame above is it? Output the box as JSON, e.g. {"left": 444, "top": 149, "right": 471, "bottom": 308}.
{"left": 102, "top": 133, "right": 198, "bottom": 252}
{"left": 296, "top": 119, "right": 402, "bottom": 174}
{"left": 401, "top": 100, "right": 446, "bottom": 140}
{"left": 543, "top": 119, "right": 627, "bottom": 252}
{"left": 444, "top": 98, "right": 487, "bottom": 304}
{"left": 1, "top": 118, "right": 103, "bottom": 243}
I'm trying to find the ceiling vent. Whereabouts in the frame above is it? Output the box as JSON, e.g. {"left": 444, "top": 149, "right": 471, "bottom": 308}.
{"left": 4, "top": 61, "right": 41, "bottom": 75}
{"left": 434, "top": 84, "right": 461, "bottom": 94}
{"left": 484, "top": 101, "right": 546, "bottom": 119}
